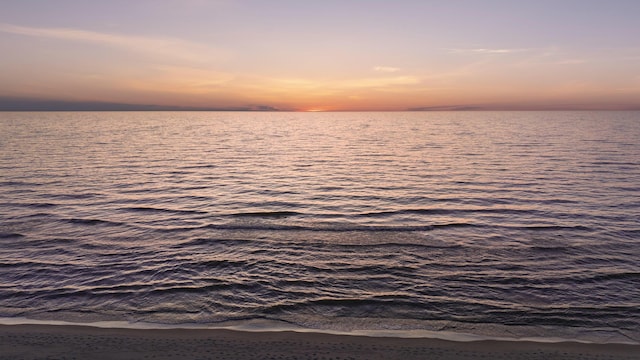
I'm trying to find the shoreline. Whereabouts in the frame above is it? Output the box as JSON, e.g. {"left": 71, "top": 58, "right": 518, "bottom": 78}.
{"left": 2, "top": 316, "right": 638, "bottom": 345}
{"left": 1, "top": 324, "right": 639, "bottom": 360}
{"left": 1, "top": 316, "right": 638, "bottom": 345}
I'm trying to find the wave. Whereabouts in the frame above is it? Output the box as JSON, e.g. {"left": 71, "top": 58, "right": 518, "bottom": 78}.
{"left": 248, "top": 222, "right": 590, "bottom": 232}
{"left": 0, "top": 180, "right": 44, "bottom": 187}
{"left": 229, "top": 211, "right": 303, "bottom": 218}
{"left": 45, "top": 192, "right": 103, "bottom": 200}
{"left": 0, "top": 202, "right": 58, "bottom": 208}
{"left": 177, "top": 164, "right": 218, "bottom": 169}
{"left": 195, "top": 222, "right": 478, "bottom": 232}
{"left": 122, "top": 206, "right": 208, "bottom": 215}
{"left": 176, "top": 237, "right": 253, "bottom": 247}
{"left": 0, "top": 232, "right": 24, "bottom": 239}
{"left": 528, "top": 245, "right": 571, "bottom": 252}
{"left": 358, "top": 208, "right": 540, "bottom": 217}
{"left": 503, "top": 224, "right": 594, "bottom": 231}
{"left": 64, "top": 218, "right": 126, "bottom": 226}
{"left": 141, "top": 221, "right": 595, "bottom": 234}
{"left": 578, "top": 271, "right": 640, "bottom": 283}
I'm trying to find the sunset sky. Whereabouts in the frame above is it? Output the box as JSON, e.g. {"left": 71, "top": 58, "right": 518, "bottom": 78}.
{"left": 1, "top": 0, "right": 639, "bottom": 111}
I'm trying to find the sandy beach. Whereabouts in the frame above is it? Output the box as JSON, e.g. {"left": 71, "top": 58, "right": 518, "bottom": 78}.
{"left": 1, "top": 324, "right": 638, "bottom": 360}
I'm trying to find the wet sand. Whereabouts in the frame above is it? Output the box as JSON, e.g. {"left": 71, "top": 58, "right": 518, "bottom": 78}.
{"left": 1, "top": 324, "right": 638, "bottom": 360}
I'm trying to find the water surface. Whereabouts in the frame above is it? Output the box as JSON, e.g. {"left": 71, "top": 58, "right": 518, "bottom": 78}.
{"left": 1, "top": 111, "right": 638, "bottom": 343}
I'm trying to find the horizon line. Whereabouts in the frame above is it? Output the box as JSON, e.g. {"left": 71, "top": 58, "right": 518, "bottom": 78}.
{"left": 0, "top": 97, "right": 639, "bottom": 112}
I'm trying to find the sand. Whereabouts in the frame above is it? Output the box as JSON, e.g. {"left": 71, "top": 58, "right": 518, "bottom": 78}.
{"left": 1, "top": 324, "right": 638, "bottom": 360}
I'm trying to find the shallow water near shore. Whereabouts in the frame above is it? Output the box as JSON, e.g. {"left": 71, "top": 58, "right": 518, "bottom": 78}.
{"left": 1, "top": 111, "right": 639, "bottom": 344}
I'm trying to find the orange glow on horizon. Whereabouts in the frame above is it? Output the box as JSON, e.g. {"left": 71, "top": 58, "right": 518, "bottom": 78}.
{"left": 1, "top": 3, "right": 640, "bottom": 112}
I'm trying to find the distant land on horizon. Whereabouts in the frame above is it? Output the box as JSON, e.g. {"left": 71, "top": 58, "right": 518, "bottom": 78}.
{"left": 0, "top": 98, "right": 282, "bottom": 112}
{"left": 1, "top": 97, "right": 639, "bottom": 112}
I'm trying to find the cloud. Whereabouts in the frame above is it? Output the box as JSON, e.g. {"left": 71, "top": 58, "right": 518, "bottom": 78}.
{"left": 233, "top": 74, "right": 423, "bottom": 104}
{"left": 271, "top": 76, "right": 419, "bottom": 91}
{"left": 447, "top": 48, "right": 529, "bottom": 54}
{"left": 153, "top": 65, "right": 235, "bottom": 86}
{"left": 0, "top": 23, "right": 228, "bottom": 63}
{"left": 373, "top": 66, "right": 400, "bottom": 73}
{"left": 116, "top": 65, "right": 237, "bottom": 97}
{"left": 555, "top": 59, "right": 588, "bottom": 65}
{"left": 340, "top": 76, "right": 419, "bottom": 88}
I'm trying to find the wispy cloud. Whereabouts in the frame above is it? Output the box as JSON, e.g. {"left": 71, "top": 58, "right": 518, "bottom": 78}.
{"left": 124, "top": 65, "right": 236, "bottom": 94}
{"left": 447, "top": 48, "right": 529, "bottom": 54}
{"left": 340, "top": 76, "right": 419, "bottom": 89}
{"left": 555, "top": 59, "right": 588, "bottom": 65}
{"left": 237, "top": 75, "right": 422, "bottom": 102}
{"left": 0, "top": 23, "right": 228, "bottom": 63}
{"left": 373, "top": 66, "right": 400, "bottom": 73}
{"left": 274, "top": 76, "right": 419, "bottom": 91}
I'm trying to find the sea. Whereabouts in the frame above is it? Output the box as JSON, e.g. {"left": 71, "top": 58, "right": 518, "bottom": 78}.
{"left": 0, "top": 111, "right": 638, "bottom": 344}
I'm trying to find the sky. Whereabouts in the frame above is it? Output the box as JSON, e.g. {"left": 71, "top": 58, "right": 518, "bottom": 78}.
{"left": 1, "top": 0, "right": 639, "bottom": 111}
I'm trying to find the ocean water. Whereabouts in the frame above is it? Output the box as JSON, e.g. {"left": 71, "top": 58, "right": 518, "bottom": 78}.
{"left": 0, "top": 111, "right": 639, "bottom": 343}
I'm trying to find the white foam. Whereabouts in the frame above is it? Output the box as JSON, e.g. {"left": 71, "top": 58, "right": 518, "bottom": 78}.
{"left": 1, "top": 317, "right": 637, "bottom": 345}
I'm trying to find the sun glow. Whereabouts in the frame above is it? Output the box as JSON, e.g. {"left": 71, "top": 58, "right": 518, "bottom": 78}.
{"left": 1, "top": 2, "right": 639, "bottom": 111}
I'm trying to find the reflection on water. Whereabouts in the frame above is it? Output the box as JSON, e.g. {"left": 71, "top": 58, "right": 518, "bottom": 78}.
{"left": 0, "top": 111, "right": 639, "bottom": 343}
